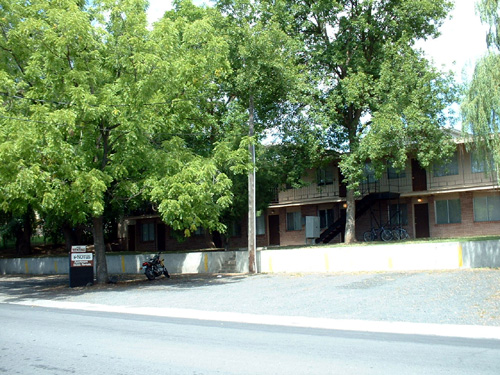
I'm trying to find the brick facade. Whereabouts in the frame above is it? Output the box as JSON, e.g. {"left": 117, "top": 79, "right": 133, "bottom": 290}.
{"left": 266, "top": 142, "right": 500, "bottom": 247}
{"left": 123, "top": 144, "right": 500, "bottom": 251}
{"left": 126, "top": 215, "right": 269, "bottom": 253}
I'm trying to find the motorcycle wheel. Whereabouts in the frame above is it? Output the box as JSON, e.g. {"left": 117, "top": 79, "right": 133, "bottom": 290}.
{"left": 145, "top": 269, "right": 155, "bottom": 280}
{"left": 164, "top": 269, "right": 170, "bottom": 279}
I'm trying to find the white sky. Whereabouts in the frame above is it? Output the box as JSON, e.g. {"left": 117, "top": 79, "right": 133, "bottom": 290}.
{"left": 147, "top": 0, "right": 489, "bottom": 83}
{"left": 416, "top": 0, "right": 489, "bottom": 82}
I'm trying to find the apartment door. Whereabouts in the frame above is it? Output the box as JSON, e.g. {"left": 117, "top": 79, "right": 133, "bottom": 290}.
{"left": 157, "top": 223, "right": 166, "bottom": 251}
{"left": 127, "top": 225, "right": 136, "bottom": 251}
{"left": 414, "top": 203, "right": 430, "bottom": 238}
{"left": 411, "top": 159, "right": 427, "bottom": 191}
{"left": 268, "top": 215, "right": 280, "bottom": 246}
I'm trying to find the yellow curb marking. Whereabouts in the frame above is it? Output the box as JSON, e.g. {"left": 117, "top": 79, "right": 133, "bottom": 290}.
{"left": 324, "top": 253, "right": 330, "bottom": 272}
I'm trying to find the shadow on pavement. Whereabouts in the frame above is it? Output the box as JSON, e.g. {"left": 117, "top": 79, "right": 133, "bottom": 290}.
{"left": 0, "top": 273, "right": 249, "bottom": 303}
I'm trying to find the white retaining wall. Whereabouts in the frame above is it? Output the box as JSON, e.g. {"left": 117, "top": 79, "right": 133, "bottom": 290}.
{"left": 0, "top": 240, "right": 498, "bottom": 276}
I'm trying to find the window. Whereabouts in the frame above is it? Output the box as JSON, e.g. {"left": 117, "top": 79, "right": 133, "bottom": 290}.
{"left": 230, "top": 222, "right": 241, "bottom": 237}
{"left": 317, "top": 166, "right": 334, "bottom": 186}
{"left": 433, "top": 151, "right": 459, "bottom": 177}
{"left": 256, "top": 214, "right": 266, "bottom": 235}
{"left": 286, "top": 211, "right": 302, "bottom": 231}
{"left": 389, "top": 204, "right": 408, "bottom": 226}
{"left": 364, "top": 163, "right": 378, "bottom": 183}
{"left": 435, "top": 199, "right": 461, "bottom": 224}
{"left": 471, "top": 151, "right": 496, "bottom": 174}
{"left": 319, "top": 208, "right": 334, "bottom": 229}
{"left": 387, "top": 166, "right": 406, "bottom": 179}
{"left": 141, "top": 222, "right": 155, "bottom": 242}
{"left": 474, "top": 194, "right": 500, "bottom": 222}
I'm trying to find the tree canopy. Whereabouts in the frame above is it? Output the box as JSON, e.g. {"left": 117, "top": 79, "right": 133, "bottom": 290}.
{"left": 461, "top": 0, "right": 500, "bottom": 178}
{"left": 0, "top": 0, "right": 250, "bottom": 281}
{"left": 275, "top": 0, "right": 457, "bottom": 242}
{"left": 0, "top": 0, "right": 460, "bottom": 272}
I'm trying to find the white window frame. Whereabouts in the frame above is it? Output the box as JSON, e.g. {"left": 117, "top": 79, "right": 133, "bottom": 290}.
{"left": 319, "top": 208, "right": 334, "bottom": 229}
{"left": 433, "top": 151, "right": 459, "bottom": 177}
{"left": 435, "top": 199, "right": 461, "bottom": 224}
{"left": 317, "top": 166, "right": 334, "bottom": 186}
{"left": 256, "top": 214, "right": 266, "bottom": 235}
{"left": 389, "top": 204, "right": 408, "bottom": 226}
{"left": 471, "top": 151, "right": 496, "bottom": 174}
{"left": 286, "top": 211, "right": 302, "bottom": 231}
{"left": 474, "top": 194, "right": 500, "bottom": 222}
{"left": 141, "top": 222, "right": 155, "bottom": 242}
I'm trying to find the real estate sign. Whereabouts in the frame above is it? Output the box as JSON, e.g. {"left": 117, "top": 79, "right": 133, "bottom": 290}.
{"left": 69, "top": 245, "right": 94, "bottom": 287}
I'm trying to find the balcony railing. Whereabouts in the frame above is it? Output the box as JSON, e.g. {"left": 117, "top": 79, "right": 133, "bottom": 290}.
{"left": 272, "top": 170, "right": 498, "bottom": 206}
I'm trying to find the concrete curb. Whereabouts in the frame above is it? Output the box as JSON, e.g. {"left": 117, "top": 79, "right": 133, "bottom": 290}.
{"left": 7, "top": 298, "right": 500, "bottom": 341}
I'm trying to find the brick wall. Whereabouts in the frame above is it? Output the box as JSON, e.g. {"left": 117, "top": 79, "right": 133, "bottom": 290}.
{"left": 274, "top": 198, "right": 418, "bottom": 245}
{"left": 130, "top": 189, "right": 500, "bottom": 252}
{"left": 430, "top": 192, "right": 500, "bottom": 238}
{"left": 131, "top": 217, "right": 270, "bottom": 253}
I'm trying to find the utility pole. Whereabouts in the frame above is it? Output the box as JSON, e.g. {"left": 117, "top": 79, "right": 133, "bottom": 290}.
{"left": 248, "top": 94, "right": 257, "bottom": 273}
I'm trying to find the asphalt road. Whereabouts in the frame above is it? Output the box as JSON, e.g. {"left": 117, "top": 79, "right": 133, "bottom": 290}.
{"left": 1, "top": 303, "right": 500, "bottom": 375}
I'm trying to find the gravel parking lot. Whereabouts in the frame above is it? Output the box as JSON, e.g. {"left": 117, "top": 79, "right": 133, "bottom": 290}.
{"left": 0, "top": 269, "right": 499, "bottom": 326}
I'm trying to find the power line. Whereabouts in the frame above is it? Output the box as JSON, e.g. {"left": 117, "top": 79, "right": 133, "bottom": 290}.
{"left": 0, "top": 114, "right": 250, "bottom": 138}
{"left": 0, "top": 115, "right": 50, "bottom": 125}
{"left": 0, "top": 92, "right": 186, "bottom": 108}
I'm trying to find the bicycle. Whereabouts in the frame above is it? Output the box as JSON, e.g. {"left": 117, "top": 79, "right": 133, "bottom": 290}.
{"left": 391, "top": 226, "right": 409, "bottom": 241}
{"left": 363, "top": 226, "right": 393, "bottom": 242}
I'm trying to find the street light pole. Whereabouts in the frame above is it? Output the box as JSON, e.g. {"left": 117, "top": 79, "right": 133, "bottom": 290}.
{"left": 248, "top": 94, "right": 257, "bottom": 273}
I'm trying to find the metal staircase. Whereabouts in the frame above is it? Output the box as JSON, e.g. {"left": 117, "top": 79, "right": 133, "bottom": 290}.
{"left": 315, "top": 192, "right": 400, "bottom": 244}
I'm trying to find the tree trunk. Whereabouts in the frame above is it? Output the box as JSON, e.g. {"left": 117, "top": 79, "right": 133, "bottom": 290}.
{"left": 92, "top": 215, "right": 108, "bottom": 284}
{"left": 15, "top": 210, "right": 32, "bottom": 256}
{"left": 344, "top": 188, "right": 357, "bottom": 244}
{"left": 204, "top": 231, "right": 216, "bottom": 248}
{"left": 344, "top": 120, "right": 360, "bottom": 245}
{"left": 62, "top": 222, "right": 77, "bottom": 252}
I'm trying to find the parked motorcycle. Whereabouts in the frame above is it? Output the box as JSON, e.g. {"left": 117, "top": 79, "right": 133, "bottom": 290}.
{"left": 142, "top": 252, "right": 170, "bottom": 280}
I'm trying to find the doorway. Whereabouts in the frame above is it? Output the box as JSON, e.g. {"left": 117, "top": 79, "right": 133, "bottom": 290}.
{"left": 268, "top": 215, "right": 280, "bottom": 246}
{"left": 157, "top": 223, "right": 166, "bottom": 251}
{"left": 411, "top": 159, "right": 427, "bottom": 192}
{"left": 127, "top": 225, "right": 136, "bottom": 251}
{"left": 414, "top": 203, "right": 430, "bottom": 238}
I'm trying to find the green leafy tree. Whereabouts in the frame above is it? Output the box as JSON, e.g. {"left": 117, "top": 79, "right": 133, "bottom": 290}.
{"left": 278, "top": 0, "right": 456, "bottom": 243}
{"left": 461, "top": 0, "right": 500, "bottom": 178}
{"left": 214, "top": 0, "right": 301, "bottom": 270}
{"left": 0, "top": 0, "right": 244, "bottom": 282}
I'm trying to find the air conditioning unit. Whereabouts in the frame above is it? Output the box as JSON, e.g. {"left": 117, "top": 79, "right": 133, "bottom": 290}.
{"left": 305, "top": 216, "right": 320, "bottom": 239}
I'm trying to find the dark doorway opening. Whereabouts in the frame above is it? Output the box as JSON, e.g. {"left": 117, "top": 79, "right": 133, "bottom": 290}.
{"left": 414, "top": 203, "right": 430, "bottom": 238}
{"left": 268, "top": 215, "right": 280, "bottom": 246}
{"left": 157, "top": 223, "right": 166, "bottom": 251}
{"left": 127, "top": 225, "right": 136, "bottom": 251}
{"left": 411, "top": 159, "right": 427, "bottom": 192}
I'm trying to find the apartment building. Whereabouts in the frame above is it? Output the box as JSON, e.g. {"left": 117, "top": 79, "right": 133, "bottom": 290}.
{"left": 121, "top": 138, "right": 499, "bottom": 252}
{"left": 266, "top": 141, "right": 500, "bottom": 246}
